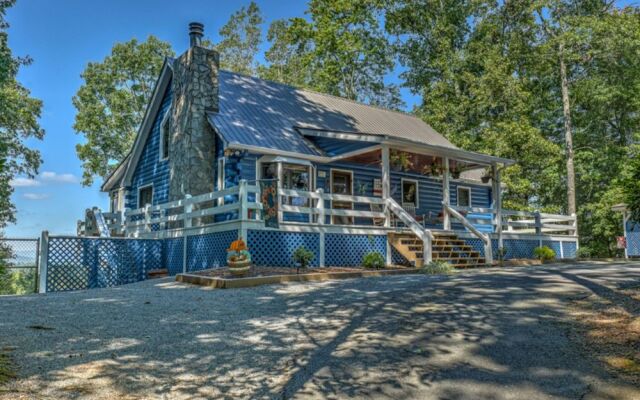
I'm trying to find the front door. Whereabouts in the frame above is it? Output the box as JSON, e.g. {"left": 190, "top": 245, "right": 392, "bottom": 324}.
{"left": 331, "top": 170, "right": 353, "bottom": 225}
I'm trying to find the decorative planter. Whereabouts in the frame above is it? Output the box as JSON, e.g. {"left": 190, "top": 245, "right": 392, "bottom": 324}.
{"left": 227, "top": 237, "right": 252, "bottom": 277}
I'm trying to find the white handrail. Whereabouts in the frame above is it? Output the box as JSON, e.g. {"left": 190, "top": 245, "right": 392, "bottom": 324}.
{"left": 386, "top": 197, "right": 433, "bottom": 265}
{"left": 445, "top": 203, "right": 493, "bottom": 264}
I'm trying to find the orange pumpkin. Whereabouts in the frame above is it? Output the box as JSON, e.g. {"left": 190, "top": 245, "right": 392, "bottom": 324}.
{"left": 228, "top": 237, "right": 248, "bottom": 252}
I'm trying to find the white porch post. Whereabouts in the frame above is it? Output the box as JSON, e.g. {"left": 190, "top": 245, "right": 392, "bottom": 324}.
{"left": 277, "top": 162, "right": 283, "bottom": 223}
{"left": 492, "top": 164, "right": 503, "bottom": 249}
{"left": 316, "top": 188, "right": 326, "bottom": 267}
{"left": 442, "top": 157, "right": 451, "bottom": 230}
{"left": 381, "top": 145, "right": 392, "bottom": 265}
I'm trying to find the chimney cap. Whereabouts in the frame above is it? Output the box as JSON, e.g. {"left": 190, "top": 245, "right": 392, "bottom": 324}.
{"left": 189, "top": 22, "right": 204, "bottom": 47}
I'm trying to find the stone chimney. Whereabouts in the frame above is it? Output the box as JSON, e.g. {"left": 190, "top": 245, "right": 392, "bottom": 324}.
{"left": 168, "top": 22, "right": 219, "bottom": 200}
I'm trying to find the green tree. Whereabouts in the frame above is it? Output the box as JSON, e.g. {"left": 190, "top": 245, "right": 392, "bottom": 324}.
{"left": 0, "top": 0, "right": 44, "bottom": 226}
{"left": 215, "top": 1, "right": 263, "bottom": 75}
{"left": 387, "top": 0, "right": 564, "bottom": 210}
{"left": 258, "top": 18, "right": 313, "bottom": 87}
{"left": 73, "top": 36, "right": 174, "bottom": 185}
{"left": 262, "top": 0, "right": 403, "bottom": 109}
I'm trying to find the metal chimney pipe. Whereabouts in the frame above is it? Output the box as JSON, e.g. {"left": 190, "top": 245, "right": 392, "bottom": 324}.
{"left": 189, "top": 22, "right": 204, "bottom": 47}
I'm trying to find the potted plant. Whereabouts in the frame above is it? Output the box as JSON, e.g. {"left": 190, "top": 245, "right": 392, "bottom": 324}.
{"left": 429, "top": 162, "right": 443, "bottom": 177}
{"left": 450, "top": 165, "right": 461, "bottom": 179}
{"left": 293, "top": 246, "right": 314, "bottom": 274}
{"left": 227, "top": 237, "right": 252, "bottom": 276}
{"left": 533, "top": 245, "right": 556, "bottom": 264}
{"left": 362, "top": 251, "right": 385, "bottom": 269}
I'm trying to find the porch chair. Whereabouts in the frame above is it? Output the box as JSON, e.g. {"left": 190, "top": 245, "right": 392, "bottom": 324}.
{"left": 370, "top": 203, "right": 386, "bottom": 227}
{"left": 399, "top": 203, "right": 425, "bottom": 228}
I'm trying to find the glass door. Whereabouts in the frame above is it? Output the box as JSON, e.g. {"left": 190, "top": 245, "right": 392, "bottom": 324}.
{"left": 331, "top": 170, "right": 353, "bottom": 225}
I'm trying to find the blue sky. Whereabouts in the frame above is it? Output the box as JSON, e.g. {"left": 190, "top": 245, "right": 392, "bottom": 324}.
{"left": 3, "top": 0, "right": 634, "bottom": 237}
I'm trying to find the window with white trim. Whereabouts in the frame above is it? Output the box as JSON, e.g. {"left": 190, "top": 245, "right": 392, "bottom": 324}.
{"left": 401, "top": 179, "right": 419, "bottom": 207}
{"left": 138, "top": 186, "right": 153, "bottom": 208}
{"left": 457, "top": 187, "right": 471, "bottom": 207}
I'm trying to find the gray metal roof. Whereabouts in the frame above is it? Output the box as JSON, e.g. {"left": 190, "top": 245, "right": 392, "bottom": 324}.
{"left": 208, "top": 71, "right": 457, "bottom": 155}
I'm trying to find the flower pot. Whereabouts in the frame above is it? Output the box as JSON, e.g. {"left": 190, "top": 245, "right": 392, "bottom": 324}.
{"left": 228, "top": 265, "right": 251, "bottom": 276}
{"left": 481, "top": 176, "right": 491, "bottom": 183}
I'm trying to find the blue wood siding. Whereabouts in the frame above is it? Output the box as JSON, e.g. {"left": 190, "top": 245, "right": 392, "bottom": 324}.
{"left": 126, "top": 84, "right": 172, "bottom": 209}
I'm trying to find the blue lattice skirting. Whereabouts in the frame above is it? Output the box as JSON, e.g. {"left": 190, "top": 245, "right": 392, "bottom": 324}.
{"left": 461, "top": 237, "right": 577, "bottom": 260}
{"left": 46, "top": 237, "right": 161, "bottom": 292}
{"left": 247, "top": 230, "right": 320, "bottom": 267}
{"left": 325, "top": 233, "right": 386, "bottom": 267}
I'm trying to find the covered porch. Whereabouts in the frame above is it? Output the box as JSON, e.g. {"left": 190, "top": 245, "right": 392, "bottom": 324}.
{"left": 110, "top": 136, "right": 577, "bottom": 267}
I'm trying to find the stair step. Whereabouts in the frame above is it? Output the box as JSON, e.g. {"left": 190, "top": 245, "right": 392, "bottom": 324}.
{"left": 148, "top": 268, "right": 169, "bottom": 279}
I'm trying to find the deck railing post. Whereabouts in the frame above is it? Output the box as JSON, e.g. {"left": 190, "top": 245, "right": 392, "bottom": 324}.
{"left": 239, "top": 180, "right": 248, "bottom": 221}
{"left": 422, "top": 234, "right": 432, "bottom": 266}
{"left": 184, "top": 194, "right": 193, "bottom": 230}
{"left": 315, "top": 188, "right": 325, "bottom": 268}
{"left": 239, "top": 180, "right": 249, "bottom": 240}
{"left": 484, "top": 235, "right": 493, "bottom": 265}
{"left": 571, "top": 212, "right": 578, "bottom": 237}
{"left": 442, "top": 157, "right": 451, "bottom": 230}
{"left": 534, "top": 210, "right": 542, "bottom": 236}
{"left": 144, "top": 205, "right": 151, "bottom": 234}
{"left": 37, "top": 230, "right": 49, "bottom": 294}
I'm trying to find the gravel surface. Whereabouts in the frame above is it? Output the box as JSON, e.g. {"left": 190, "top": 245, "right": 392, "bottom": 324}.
{"left": 1, "top": 262, "right": 640, "bottom": 399}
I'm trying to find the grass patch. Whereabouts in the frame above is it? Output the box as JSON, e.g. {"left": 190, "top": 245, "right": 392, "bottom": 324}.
{"left": 0, "top": 352, "right": 16, "bottom": 385}
{"left": 419, "top": 261, "right": 455, "bottom": 275}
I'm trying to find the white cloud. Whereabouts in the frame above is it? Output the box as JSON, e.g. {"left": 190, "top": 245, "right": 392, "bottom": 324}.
{"left": 10, "top": 177, "right": 40, "bottom": 187}
{"left": 40, "top": 171, "right": 79, "bottom": 184}
{"left": 10, "top": 171, "right": 79, "bottom": 188}
{"left": 23, "top": 193, "right": 51, "bottom": 200}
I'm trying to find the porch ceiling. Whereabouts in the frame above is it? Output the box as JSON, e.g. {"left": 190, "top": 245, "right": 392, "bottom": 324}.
{"left": 341, "top": 148, "right": 489, "bottom": 175}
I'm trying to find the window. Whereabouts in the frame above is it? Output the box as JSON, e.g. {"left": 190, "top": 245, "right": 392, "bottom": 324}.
{"left": 282, "top": 163, "right": 310, "bottom": 191}
{"left": 457, "top": 187, "right": 471, "bottom": 207}
{"left": 261, "top": 162, "right": 277, "bottom": 181}
{"left": 401, "top": 179, "right": 418, "bottom": 207}
{"left": 138, "top": 185, "right": 153, "bottom": 208}
{"left": 159, "top": 111, "right": 170, "bottom": 160}
{"left": 282, "top": 163, "right": 311, "bottom": 206}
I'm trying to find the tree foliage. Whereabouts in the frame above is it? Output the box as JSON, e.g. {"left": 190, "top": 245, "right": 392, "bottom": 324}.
{"left": 215, "top": 1, "right": 263, "bottom": 75}
{"left": 0, "top": 0, "right": 44, "bottom": 227}
{"left": 261, "top": 0, "right": 403, "bottom": 109}
{"left": 73, "top": 36, "right": 174, "bottom": 185}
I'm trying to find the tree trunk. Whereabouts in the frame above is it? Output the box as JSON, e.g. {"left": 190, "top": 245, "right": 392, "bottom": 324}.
{"left": 559, "top": 42, "right": 577, "bottom": 219}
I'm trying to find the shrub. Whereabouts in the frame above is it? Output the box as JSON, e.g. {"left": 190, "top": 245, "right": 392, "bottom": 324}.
{"left": 533, "top": 246, "right": 556, "bottom": 261}
{"left": 420, "top": 260, "right": 454, "bottom": 275}
{"left": 362, "top": 251, "right": 385, "bottom": 269}
{"left": 575, "top": 247, "right": 592, "bottom": 259}
{"left": 293, "top": 246, "right": 314, "bottom": 273}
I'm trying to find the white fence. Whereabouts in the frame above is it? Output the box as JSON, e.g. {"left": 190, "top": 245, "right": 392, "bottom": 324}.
{"left": 451, "top": 205, "right": 577, "bottom": 236}
{"left": 124, "top": 181, "right": 262, "bottom": 236}
{"left": 91, "top": 181, "right": 577, "bottom": 239}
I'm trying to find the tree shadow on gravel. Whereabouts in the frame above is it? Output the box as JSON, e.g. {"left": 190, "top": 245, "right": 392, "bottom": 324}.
{"left": 1, "top": 266, "right": 639, "bottom": 399}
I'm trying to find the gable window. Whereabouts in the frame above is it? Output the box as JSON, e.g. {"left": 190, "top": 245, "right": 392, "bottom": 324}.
{"left": 401, "top": 179, "right": 419, "bottom": 207}
{"left": 457, "top": 187, "right": 471, "bottom": 207}
{"left": 138, "top": 185, "right": 153, "bottom": 208}
{"left": 159, "top": 111, "right": 170, "bottom": 160}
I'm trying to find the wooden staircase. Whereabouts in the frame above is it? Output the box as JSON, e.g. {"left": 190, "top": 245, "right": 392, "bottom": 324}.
{"left": 389, "top": 232, "right": 487, "bottom": 268}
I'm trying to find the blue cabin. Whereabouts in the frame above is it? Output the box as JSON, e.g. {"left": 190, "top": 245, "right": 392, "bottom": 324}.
{"left": 93, "top": 23, "right": 578, "bottom": 274}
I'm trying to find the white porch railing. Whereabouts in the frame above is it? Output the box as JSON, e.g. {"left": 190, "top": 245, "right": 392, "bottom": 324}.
{"left": 124, "top": 180, "right": 263, "bottom": 236}
{"left": 449, "top": 205, "right": 577, "bottom": 236}
{"left": 444, "top": 204, "right": 493, "bottom": 264}
{"left": 99, "top": 181, "right": 577, "bottom": 242}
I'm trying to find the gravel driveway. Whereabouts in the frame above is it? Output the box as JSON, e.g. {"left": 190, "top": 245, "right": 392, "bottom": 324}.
{"left": 1, "top": 262, "right": 640, "bottom": 399}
